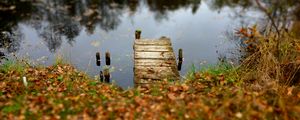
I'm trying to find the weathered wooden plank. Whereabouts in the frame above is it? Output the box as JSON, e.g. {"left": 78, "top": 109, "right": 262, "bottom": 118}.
{"left": 135, "top": 74, "right": 179, "bottom": 82}
{"left": 134, "top": 66, "right": 178, "bottom": 74}
{"left": 134, "top": 66, "right": 179, "bottom": 80}
{"left": 134, "top": 39, "right": 171, "bottom": 46}
{"left": 135, "top": 59, "right": 177, "bottom": 67}
{"left": 135, "top": 51, "right": 176, "bottom": 59}
{"left": 134, "top": 78, "right": 161, "bottom": 84}
{"left": 133, "top": 36, "right": 180, "bottom": 84}
{"left": 134, "top": 45, "right": 173, "bottom": 52}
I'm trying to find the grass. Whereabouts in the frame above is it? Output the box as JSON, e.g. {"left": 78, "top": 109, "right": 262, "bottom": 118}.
{"left": 2, "top": 102, "right": 21, "bottom": 114}
{"left": 0, "top": 60, "right": 27, "bottom": 74}
{"left": 54, "top": 55, "right": 67, "bottom": 66}
{"left": 187, "top": 62, "right": 239, "bottom": 86}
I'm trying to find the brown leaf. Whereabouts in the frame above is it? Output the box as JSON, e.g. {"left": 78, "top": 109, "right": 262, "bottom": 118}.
{"left": 167, "top": 93, "right": 176, "bottom": 100}
{"left": 194, "top": 72, "right": 201, "bottom": 79}
{"left": 297, "top": 92, "right": 300, "bottom": 98}
{"left": 57, "top": 66, "right": 63, "bottom": 74}
{"left": 168, "top": 86, "right": 178, "bottom": 92}
{"left": 218, "top": 75, "right": 225, "bottom": 85}
{"left": 181, "top": 84, "right": 189, "bottom": 91}
{"left": 287, "top": 87, "right": 293, "bottom": 96}
{"left": 134, "top": 97, "right": 147, "bottom": 106}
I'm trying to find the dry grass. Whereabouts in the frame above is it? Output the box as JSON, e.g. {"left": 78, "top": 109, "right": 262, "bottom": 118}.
{"left": 235, "top": 25, "right": 300, "bottom": 93}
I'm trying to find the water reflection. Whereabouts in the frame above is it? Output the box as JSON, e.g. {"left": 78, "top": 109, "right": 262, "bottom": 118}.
{"left": 0, "top": 0, "right": 31, "bottom": 55}
{"left": 208, "top": 0, "right": 300, "bottom": 27}
{"left": 146, "top": 0, "right": 201, "bottom": 20}
{"left": 207, "top": 0, "right": 252, "bottom": 10}
{"left": 0, "top": 30, "right": 22, "bottom": 53}
{"left": 1, "top": 0, "right": 300, "bottom": 53}
{"left": 0, "top": 0, "right": 204, "bottom": 53}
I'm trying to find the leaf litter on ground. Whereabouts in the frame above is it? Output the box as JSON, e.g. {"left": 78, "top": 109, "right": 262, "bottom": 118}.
{"left": 0, "top": 63, "right": 300, "bottom": 119}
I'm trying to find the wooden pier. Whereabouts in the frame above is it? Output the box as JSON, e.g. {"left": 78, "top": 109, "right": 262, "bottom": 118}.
{"left": 134, "top": 33, "right": 180, "bottom": 84}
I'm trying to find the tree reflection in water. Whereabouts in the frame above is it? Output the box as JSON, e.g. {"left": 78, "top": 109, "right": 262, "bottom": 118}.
{"left": 208, "top": 0, "right": 300, "bottom": 29}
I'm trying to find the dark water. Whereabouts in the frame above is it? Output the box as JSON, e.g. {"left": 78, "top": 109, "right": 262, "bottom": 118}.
{"left": 1, "top": 0, "right": 299, "bottom": 88}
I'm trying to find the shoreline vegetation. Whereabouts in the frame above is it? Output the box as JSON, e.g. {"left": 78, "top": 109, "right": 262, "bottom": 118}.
{"left": 1, "top": 36, "right": 300, "bottom": 119}
{"left": 1, "top": 0, "right": 300, "bottom": 119}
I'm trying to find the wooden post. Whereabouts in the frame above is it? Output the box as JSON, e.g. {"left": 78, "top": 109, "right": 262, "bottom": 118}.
{"left": 96, "top": 52, "right": 101, "bottom": 66}
{"left": 100, "top": 71, "right": 104, "bottom": 82}
{"left": 135, "top": 30, "right": 141, "bottom": 39}
{"left": 178, "top": 49, "right": 183, "bottom": 71}
{"left": 178, "top": 49, "right": 183, "bottom": 61}
{"left": 103, "top": 69, "right": 110, "bottom": 83}
{"left": 105, "top": 51, "right": 111, "bottom": 66}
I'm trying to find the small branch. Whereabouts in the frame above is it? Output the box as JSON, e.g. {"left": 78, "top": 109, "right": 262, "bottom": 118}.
{"left": 255, "top": 0, "right": 281, "bottom": 36}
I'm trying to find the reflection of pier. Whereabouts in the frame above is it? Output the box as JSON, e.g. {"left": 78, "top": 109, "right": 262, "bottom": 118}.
{"left": 134, "top": 31, "right": 181, "bottom": 84}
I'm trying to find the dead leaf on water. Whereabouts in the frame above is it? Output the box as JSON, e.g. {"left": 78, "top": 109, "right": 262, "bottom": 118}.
{"left": 90, "top": 41, "right": 101, "bottom": 47}
{"left": 83, "top": 9, "right": 95, "bottom": 16}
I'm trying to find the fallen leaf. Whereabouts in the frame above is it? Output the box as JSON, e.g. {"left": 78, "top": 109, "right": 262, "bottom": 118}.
{"left": 90, "top": 41, "right": 101, "bottom": 47}
{"left": 167, "top": 93, "right": 176, "bottom": 100}
{"left": 287, "top": 87, "right": 293, "bottom": 96}
{"left": 83, "top": 9, "right": 95, "bottom": 16}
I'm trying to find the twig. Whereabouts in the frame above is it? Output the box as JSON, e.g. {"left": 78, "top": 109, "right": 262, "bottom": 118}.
{"left": 255, "top": 0, "right": 281, "bottom": 36}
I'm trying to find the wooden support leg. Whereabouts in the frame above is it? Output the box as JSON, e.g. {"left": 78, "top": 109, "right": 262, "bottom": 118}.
{"left": 105, "top": 52, "right": 111, "bottom": 66}
{"left": 99, "top": 71, "right": 104, "bottom": 82}
{"left": 103, "top": 69, "right": 110, "bottom": 83}
{"left": 178, "top": 49, "right": 183, "bottom": 71}
{"left": 135, "top": 30, "right": 141, "bottom": 39}
{"left": 96, "top": 52, "right": 101, "bottom": 66}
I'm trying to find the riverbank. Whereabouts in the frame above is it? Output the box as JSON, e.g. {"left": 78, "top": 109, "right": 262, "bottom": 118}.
{"left": 1, "top": 60, "right": 300, "bottom": 119}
